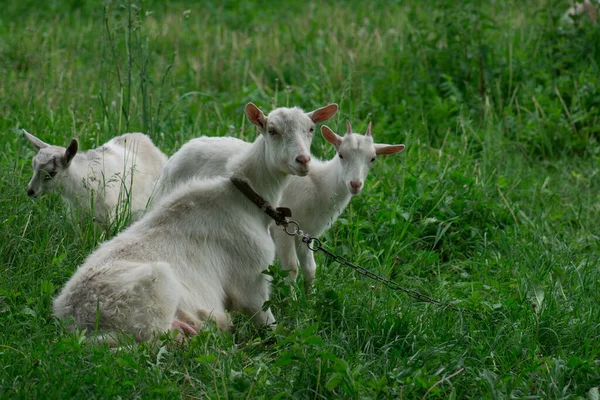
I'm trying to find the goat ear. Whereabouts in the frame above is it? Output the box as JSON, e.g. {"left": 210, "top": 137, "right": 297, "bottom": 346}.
{"left": 63, "top": 139, "right": 78, "bottom": 165}
{"left": 321, "top": 125, "right": 342, "bottom": 150}
{"left": 307, "top": 103, "right": 338, "bottom": 123}
{"left": 245, "top": 103, "right": 267, "bottom": 131}
{"left": 23, "top": 129, "right": 49, "bottom": 150}
{"left": 375, "top": 143, "right": 405, "bottom": 155}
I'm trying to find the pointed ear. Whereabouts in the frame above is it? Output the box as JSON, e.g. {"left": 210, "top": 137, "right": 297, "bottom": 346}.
{"left": 245, "top": 103, "right": 267, "bottom": 131}
{"left": 321, "top": 125, "right": 343, "bottom": 150}
{"left": 23, "top": 129, "right": 49, "bottom": 150}
{"left": 307, "top": 103, "right": 338, "bottom": 124}
{"left": 63, "top": 139, "right": 78, "bottom": 165}
{"left": 375, "top": 143, "right": 405, "bottom": 155}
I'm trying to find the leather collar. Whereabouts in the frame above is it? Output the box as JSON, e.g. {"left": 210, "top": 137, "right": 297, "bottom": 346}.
{"left": 230, "top": 176, "right": 292, "bottom": 225}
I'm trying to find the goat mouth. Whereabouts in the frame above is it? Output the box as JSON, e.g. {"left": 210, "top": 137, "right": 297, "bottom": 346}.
{"left": 287, "top": 163, "right": 310, "bottom": 177}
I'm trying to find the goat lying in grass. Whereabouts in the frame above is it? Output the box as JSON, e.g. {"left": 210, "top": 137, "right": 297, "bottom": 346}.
{"left": 52, "top": 102, "right": 338, "bottom": 342}
{"left": 23, "top": 131, "right": 167, "bottom": 229}
{"left": 153, "top": 119, "right": 404, "bottom": 291}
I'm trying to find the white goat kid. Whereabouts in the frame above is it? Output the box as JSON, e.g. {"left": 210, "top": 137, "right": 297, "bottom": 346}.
{"left": 24, "top": 131, "right": 167, "bottom": 229}
{"left": 52, "top": 103, "right": 338, "bottom": 342}
{"left": 273, "top": 120, "right": 405, "bottom": 291}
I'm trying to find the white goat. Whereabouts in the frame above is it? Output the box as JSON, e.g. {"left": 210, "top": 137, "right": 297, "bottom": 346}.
{"left": 52, "top": 103, "right": 338, "bottom": 342}
{"left": 273, "top": 121, "right": 405, "bottom": 291}
{"left": 153, "top": 120, "right": 404, "bottom": 291}
{"left": 564, "top": 0, "right": 599, "bottom": 24}
{"left": 23, "top": 131, "right": 167, "bottom": 229}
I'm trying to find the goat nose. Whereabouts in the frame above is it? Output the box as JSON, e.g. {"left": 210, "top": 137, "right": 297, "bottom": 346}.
{"left": 296, "top": 154, "right": 311, "bottom": 166}
{"left": 350, "top": 181, "right": 362, "bottom": 190}
{"left": 27, "top": 189, "right": 35, "bottom": 197}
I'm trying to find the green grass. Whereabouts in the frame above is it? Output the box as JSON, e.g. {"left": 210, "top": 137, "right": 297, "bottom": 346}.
{"left": 2, "top": 0, "right": 600, "bottom": 397}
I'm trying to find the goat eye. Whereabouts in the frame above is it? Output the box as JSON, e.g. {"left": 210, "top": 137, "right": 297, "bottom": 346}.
{"left": 309, "top": 127, "right": 314, "bottom": 133}
{"left": 339, "top": 153, "right": 344, "bottom": 159}
{"left": 268, "top": 128, "right": 279, "bottom": 136}
{"left": 44, "top": 170, "right": 57, "bottom": 182}
{"left": 370, "top": 157, "right": 376, "bottom": 163}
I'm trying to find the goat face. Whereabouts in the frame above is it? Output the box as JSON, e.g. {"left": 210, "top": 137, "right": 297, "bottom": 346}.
{"left": 23, "top": 130, "right": 78, "bottom": 198}
{"left": 245, "top": 103, "right": 338, "bottom": 177}
{"left": 321, "top": 121, "right": 405, "bottom": 196}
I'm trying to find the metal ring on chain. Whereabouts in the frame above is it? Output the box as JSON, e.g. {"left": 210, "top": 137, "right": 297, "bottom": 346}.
{"left": 284, "top": 220, "right": 300, "bottom": 236}
{"left": 307, "top": 237, "right": 321, "bottom": 251}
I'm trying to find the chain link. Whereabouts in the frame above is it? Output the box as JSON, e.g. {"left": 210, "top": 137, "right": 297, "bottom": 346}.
{"left": 277, "top": 218, "right": 481, "bottom": 319}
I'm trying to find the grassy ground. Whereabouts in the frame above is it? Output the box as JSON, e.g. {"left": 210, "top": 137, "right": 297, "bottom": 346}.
{"left": 1, "top": 0, "right": 600, "bottom": 398}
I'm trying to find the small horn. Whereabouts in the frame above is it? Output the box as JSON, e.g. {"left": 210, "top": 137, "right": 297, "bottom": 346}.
{"left": 366, "top": 122, "right": 372, "bottom": 137}
{"left": 346, "top": 120, "right": 352, "bottom": 135}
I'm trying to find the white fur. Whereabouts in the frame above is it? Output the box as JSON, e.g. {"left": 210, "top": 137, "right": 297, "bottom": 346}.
{"left": 23, "top": 131, "right": 167, "bottom": 229}
{"left": 155, "top": 136, "right": 249, "bottom": 196}
{"left": 152, "top": 120, "right": 404, "bottom": 291}
{"left": 563, "top": 0, "right": 599, "bottom": 24}
{"left": 52, "top": 103, "right": 337, "bottom": 342}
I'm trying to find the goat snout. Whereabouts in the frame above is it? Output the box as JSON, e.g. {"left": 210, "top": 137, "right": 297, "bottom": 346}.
{"left": 350, "top": 180, "right": 363, "bottom": 194}
{"left": 295, "top": 154, "right": 311, "bottom": 167}
{"left": 27, "top": 188, "right": 36, "bottom": 197}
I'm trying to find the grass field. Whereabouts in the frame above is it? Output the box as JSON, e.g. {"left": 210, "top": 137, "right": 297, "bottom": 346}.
{"left": 2, "top": 0, "right": 600, "bottom": 398}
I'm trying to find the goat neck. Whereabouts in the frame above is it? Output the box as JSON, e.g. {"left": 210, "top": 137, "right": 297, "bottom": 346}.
{"left": 230, "top": 135, "right": 289, "bottom": 207}
{"left": 58, "top": 154, "right": 91, "bottom": 202}
{"left": 316, "top": 156, "right": 352, "bottom": 205}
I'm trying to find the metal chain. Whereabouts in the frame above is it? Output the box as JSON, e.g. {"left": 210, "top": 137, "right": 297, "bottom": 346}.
{"left": 229, "top": 176, "right": 480, "bottom": 319}
{"left": 279, "top": 219, "right": 481, "bottom": 319}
